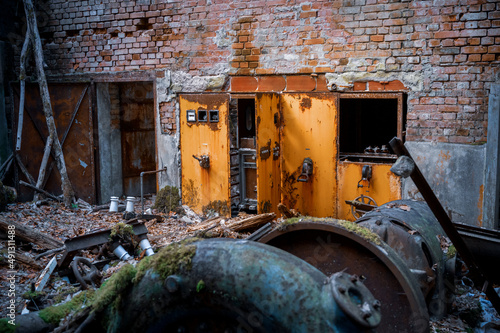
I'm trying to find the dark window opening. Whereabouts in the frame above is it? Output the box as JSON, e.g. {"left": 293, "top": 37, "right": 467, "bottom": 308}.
{"left": 339, "top": 97, "right": 400, "bottom": 162}
{"left": 238, "top": 99, "right": 256, "bottom": 141}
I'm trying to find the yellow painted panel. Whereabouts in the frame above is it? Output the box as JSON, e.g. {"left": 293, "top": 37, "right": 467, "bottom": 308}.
{"left": 179, "top": 94, "right": 230, "bottom": 215}
{"left": 256, "top": 93, "right": 281, "bottom": 215}
{"left": 280, "top": 93, "right": 338, "bottom": 217}
{"left": 337, "top": 162, "right": 402, "bottom": 221}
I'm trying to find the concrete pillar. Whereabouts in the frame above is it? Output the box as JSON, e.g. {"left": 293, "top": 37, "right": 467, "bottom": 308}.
{"left": 483, "top": 84, "right": 500, "bottom": 229}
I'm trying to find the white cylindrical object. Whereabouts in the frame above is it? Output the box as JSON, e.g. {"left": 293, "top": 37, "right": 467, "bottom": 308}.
{"left": 113, "top": 245, "right": 132, "bottom": 260}
{"left": 139, "top": 238, "right": 155, "bottom": 256}
{"left": 109, "top": 196, "right": 119, "bottom": 212}
{"left": 125, "top": 196, "right": 135, "bottom": 212}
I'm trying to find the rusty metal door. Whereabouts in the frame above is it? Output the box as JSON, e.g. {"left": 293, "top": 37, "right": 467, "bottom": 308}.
{"left": 179, "top": 94, "right": 230, "bottom": 216}
{"left": 119, "top": 82, "right": 156, "bottom": 196}
{"left": 13, "top": 83, "right": 95, "bottom": 203}
{"left": 280, "top": 93, "right": 338, "bottom": 217}
{"left": 256, "top": 93, "right": 281, "bottom": 215}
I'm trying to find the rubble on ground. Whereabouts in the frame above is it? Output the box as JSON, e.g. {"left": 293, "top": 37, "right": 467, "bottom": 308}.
{"left": 0, "top": 198, "right": 499, "bottom": 332}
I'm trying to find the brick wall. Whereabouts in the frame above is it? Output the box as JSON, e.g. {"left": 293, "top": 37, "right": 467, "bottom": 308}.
{"left": 19, "top": 0, "right": 500, "bottom": 143}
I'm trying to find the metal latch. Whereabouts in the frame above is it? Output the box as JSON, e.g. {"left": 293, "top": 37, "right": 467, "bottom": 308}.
{"left": 273, "top": 142, "right": 280, "bottom": 160}
{"left": 297, "top": 157, "right": 313, "bottom": 182}
{"left": 357, "top": 165, "right": 372, "bottom": 188}
{"left": 193, "top": 154, "right": 210, "bottom": 169}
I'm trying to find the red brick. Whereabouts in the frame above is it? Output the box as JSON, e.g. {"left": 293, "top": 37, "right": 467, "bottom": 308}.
{"left": 434, "top": 31, "right": 460, "bottom": 39}
{"left": 304, "top": 38, "right": 325, "bottom": 45}
{"left": 316, "top": 75, "right": 329, "bottom": 91}
{"left": 230, "top": 76, "right": 258, "bottom": 92}
{"left": 384, "top": 80, "right": 407, "bottom": 91}
{"left": 353, "top": 81, "right": 367, "bottom": 91}
{"left": 286, "top": 75, "right": 316, "bottom": 92}
{"left": 258, "top": 76, "right": 286, "bottom": 92}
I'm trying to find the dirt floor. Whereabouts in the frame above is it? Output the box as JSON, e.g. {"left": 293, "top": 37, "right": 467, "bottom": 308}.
{"left": 1, "top": 199, "right": 499, "bottom": 332}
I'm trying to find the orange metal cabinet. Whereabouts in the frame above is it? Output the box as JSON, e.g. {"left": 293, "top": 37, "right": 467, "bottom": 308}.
{"left": 280, "top": 93, "right": 338, "bottom": 217}
{"left": 179, "top": 94, "right": 231, "bottom": 216}
{"left": 337, "top": 162, "right": 402, "bottom": 221}
{"left": 256, "top": 93, "right": 281, "bottom": 215}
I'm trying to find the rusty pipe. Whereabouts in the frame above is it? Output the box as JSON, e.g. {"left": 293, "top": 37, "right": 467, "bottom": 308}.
{"left": 140, "top": 167, "right": 167, "bottom": 215}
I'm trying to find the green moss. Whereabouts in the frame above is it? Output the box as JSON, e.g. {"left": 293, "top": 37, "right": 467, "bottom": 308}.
{"left": 39, "top": 290, "right": 95, "bottom": 325}
{"left": 153, "top": 186, "right": 181, "bottom": 214}
{"left": 109, "top": 223, "right": 134, "bottom": 240}
{"left": 196, "top": 280, "right": 206, "bottom": 293}
{"left": 337, "top": 220, "right": 382, "bottom": 245}
{"left": 22, "top": 290, "right": 45, "bottom": 300}
{"left": 92, "top": 264, "right": 137, "bottom": 313}
{"left": 447, "top": 245, "right": 457, "bottom": 259}
{"left": 134, "top": 240, "right": 197, "bottom": 284}
{"left": 277, "top": 217, "right": 301, "bottom": 230}
{"left": 277, "top": 217, "right": 381, "bottom": 245}
{"left": 0, "top": 319, "right": 18, "bottom": 333}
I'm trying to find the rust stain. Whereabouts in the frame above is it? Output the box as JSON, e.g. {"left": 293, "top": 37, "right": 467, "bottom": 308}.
{"left": 259, "top": 200, "right": 272, "bottom": 213}
{"left": 183, "top": 179, "right": 200, "bottom": 207}
{"left": 282, "top": 167, "right": 301, "bottom": 209}
{"left": 477, "top": 184, "right": 484, "bottom": 227}
{"left": 259, "top": 139, "right": 272, "bottom": 160}
{"left": 300, "top": 97, "right": 312, "bottom": 111}
{"left": 202, "top": 200, "right": 230, "bottom": 217}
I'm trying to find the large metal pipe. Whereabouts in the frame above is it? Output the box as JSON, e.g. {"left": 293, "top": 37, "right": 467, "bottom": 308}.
{"left": 105, "top": 239, "right": 381, "bottom": 332}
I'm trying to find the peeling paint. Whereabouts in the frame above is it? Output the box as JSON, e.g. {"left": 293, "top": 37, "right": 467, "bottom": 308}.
{"left": 79, "top": 159, "right": 88, "bottom": 168}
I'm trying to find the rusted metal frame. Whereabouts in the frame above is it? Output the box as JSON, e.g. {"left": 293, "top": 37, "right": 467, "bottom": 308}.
{"left": 57, "top": 221, "right": 148, "bottom": 268}
{"left": 389, "top": 136, "right": 500, "bottom": 315}
{"left": 89, "top": 82, "right": 97, "bottom": 204}
{"left": 40, "top": 85, "right": 89, "bottom": 191}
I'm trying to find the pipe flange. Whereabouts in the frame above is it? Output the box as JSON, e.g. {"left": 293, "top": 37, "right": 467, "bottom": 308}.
{"left": 330, "top": 271, "right": 382, "bottom": 328}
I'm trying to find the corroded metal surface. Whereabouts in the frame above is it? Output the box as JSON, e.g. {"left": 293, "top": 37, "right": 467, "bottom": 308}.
{"left": 256, "top": 93, "right": 281, "bottom": 216}
{"left": 280, "top": 93, "right": 338, "bottom": 217}
{"left": 259, "top": 220, "right": 429, "bottom": 333}
{"left": 13, "top": 83, "right": 96, "bottom": 203}
{"left": 356, "top": 199, "right": 455, "bottom": 319}
{"left": 180, "top": 94, "right": 231, "bottom": 215}
{"left": 119, "top": 82, "right": 156, "bottom": 197}
{"left": 110, "top": 239, "right": 379, "bottom": 332}
{"left": 337, "top": 162, "right": 402, "bottom": 220}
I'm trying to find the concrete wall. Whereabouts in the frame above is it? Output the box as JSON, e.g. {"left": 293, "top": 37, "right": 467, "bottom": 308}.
{"left": 96, "top": 82, "right": 123, "bottom": 203}
{"left": 403, "top": 141, "right": 486, "bottom": 227}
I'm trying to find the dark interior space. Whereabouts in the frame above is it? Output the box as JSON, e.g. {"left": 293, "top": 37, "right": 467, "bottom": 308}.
{"left": 237, "top": 98, "right": 256, "bottom": 142}
{"left": 339, "top": 98, "right": 398, "bottom": 157}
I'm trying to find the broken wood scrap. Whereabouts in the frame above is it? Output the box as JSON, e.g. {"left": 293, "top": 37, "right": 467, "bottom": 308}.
{"left": 14, "top": 249, "right": 43, "bottom": 270}
{"left": 225, "top": 213, "right": 276, "bottom": 232}
{"left": 278, "top": 203, "right": 300, "bottom": 218}
{"left": 20, "top": 180, "right": 62, "bottom": 202}
{"left": 0, "top": 216, "right": 64, "bottom": 249}
{"left": 186, "top": 216, "right": 223, "bottom": 232}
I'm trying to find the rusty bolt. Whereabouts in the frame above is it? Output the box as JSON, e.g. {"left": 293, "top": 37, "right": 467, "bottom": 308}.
{"left": 338, "top": 286, "right": 346, "bottom": 294}
{"left": 375, "top": 219, "right": 382, "bottom": 226}
{"left": 165, "top": 275, "right": 181, "bottom": 293}
{"left": 372, "top": 299, "right": 381, "bottom": 310}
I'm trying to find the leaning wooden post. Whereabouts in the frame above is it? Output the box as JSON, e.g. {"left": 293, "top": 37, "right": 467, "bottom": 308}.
{"left": 22, "top": 0, "right": 75, "bottom": 206}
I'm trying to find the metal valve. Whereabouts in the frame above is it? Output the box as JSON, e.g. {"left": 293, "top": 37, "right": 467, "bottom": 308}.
{"left": 193, "top": 154, "right": 210, "bottom": 169}
{"left": 297, "top": 157, "right": 313, "bottom": 182}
